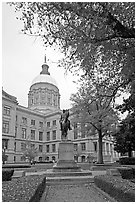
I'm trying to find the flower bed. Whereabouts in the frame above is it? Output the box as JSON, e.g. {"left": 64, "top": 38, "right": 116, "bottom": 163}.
{"left": 2, "top": 175, "right": 46, "bottom": 202}
{"left": 94, "top": 175, "right": 135, "bottom": 202}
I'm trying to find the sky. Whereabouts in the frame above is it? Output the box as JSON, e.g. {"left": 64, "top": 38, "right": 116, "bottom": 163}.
{"left": 2, "top": 2, "right": 78, "bottom": 110}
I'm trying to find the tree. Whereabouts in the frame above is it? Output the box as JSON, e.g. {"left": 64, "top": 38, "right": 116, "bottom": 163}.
{"left": 9, "top": 2, "right": 134, "bottom": 74}
{"left": 113, "top": 113, "right": 135, "bottom": 157}
{"left": 70, "top": 62, "right": 120, "bottom": 163}
{"left": 22, "top": 138, "right": 38, "bottom": 164}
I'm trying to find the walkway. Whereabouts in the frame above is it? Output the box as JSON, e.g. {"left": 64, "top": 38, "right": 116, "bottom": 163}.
{"left": 41, "top": 183, "right": 115, "bottom": 202}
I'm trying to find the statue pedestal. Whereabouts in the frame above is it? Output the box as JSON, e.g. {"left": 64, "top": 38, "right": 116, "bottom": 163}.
{"left": 53, "top": 140, "right": 81, "bottom": 172}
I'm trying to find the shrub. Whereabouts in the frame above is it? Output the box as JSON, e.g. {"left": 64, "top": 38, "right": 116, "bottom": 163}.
{"left": 2, "top": 169, "right": 14, "bottom": 181}
{"left": 2, "top": 175, "right": 46, "bottom": 202}
{"left": 117, "top": 167, "right": 135, "bottom": 179}
{"left": 119, "top": 157, "right": 135, "bottom": 165}
{"left": 94, "top": 175, "right": 135, "bottom": 202}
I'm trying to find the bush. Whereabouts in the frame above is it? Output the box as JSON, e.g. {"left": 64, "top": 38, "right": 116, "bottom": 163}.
{"left": 117, "top": 167, "right": 135, "bottom": 179}
{"left": 119, "top": 157, "right": 135, "bottom": 165}
{"left": 2, "top": 163, "right": 31, "bottom": 169}
{"left": 2, "top": 169, "right": 14, "bottom": 181}
{"left": 2, "top": 175, "right": 46, "bottom": 202}
{"left": 94, "top": 175, "right": 135, "bottom": 202}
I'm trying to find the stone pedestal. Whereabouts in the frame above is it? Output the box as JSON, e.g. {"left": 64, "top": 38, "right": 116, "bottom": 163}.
{"left": 53, "top": 140, "right": 81, "bottom": 172}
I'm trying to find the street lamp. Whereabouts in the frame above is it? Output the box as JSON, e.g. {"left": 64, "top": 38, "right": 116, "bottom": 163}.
{"left": 2, "top": 146, "right": 7, "bottom": 165}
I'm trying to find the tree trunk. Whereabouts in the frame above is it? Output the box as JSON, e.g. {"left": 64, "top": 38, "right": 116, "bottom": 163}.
{"left": 128, "top": 149, "right": 132, "bottom": 157}
{"left": 97, "top": 129, "right": 104, "bottom": 164}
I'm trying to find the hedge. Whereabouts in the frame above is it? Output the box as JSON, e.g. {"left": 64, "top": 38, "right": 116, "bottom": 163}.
{"left": 94, "top": 175, "right": 135, "bottom": 202}
{"left": 2, "top": 169, "right": 14, "bottom": 181}
{"left": 2, "top": 175, "right": 46, "bottom": 202}
{"left": 119, "top": 157, "right": 135, "bottom": 165}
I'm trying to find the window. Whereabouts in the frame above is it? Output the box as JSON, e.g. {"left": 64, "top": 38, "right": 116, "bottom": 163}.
{"left": 106, "top": 143, "right": 109, "bottom": 154}
{"left": 46, "top": 145, "right": 49, "bottom": 153}
{"left": 15, "top": 126, "right": 17, "bottom": 137}
{"left": 14, "top": 156, "right": 16, "bottom": 162}
{"left": 52, "top": 156, "right": 56, "bottom": 161}
{"left": 81, "top": 123, "right": 85, "bottom": 138}
{"left": 74, "top": 123, "right": 78, "bottom": 139}
{"left": 81, "top": 155, "right": 86, "bottom": 162}
{"left": 3, "top": 121, "right": 9, "bottom": 133}
{"left": 21, "top": 155, "right": 26, "bottom": 161}
{"left": 39, "top": 145, "right": 43, "bottom": 153}
{"left": 31, "top": 144, "right": 35, "bottom": 149}
{"left": 21, "top": 143, "right": 26, "bottom": 151}
{"left": 39, "top": 157, "right": 42, "bottom": 162}
{"left": 16, "top": 115, "right": 18, "bottom": 122}
{"left": 93, "top": 142, "right": 97, "bottom": 152}
{"left": 22, "top": 117, "right": 27, "bottom": 125}
{"left": 47, "top": 132, "right": 50, "bottom": 141}
{"left": 2, "top": 139, "right": 8, "bottom": 149}
{"left": 53, "top": 120, "right": 56, "bottom": 126}
{"left": 74, "top": 144, "right": 78, "bottom": 151}
{"left": 39, "top": 121, "right": 43, "bottom": 128}
{"left": 14, "top": 142, "right": 16, "bottom": 151}
{"left": 52, "top": 130, "right": 56, "bottom": 140}
{"left": 52, "top": 144, "right": 56, "bottom": 152}
{"left": 31, "top": 130, "right": 35, "bottom": 140}
{"left": 39, "top": 132, "right": 43, "bottom": 141}
{"left": 3, "top": 106, "right": 10, "bottom": 115}
{"left": 47, "top": 92, "right": 51, "bottom": 105}
{"left": 31, "top": 119, "right": 35, "bottom": 126}
{"left": 22, "top": 128, "right": 27, "bottom": 139}
{"left": 47, "top": 122, "right": 50, "bottom": 128}
{"left": 81, "top": 143, "right": 86, "bottom": 151}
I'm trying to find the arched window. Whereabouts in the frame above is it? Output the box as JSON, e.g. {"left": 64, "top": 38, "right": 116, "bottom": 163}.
{"left": 52, "top": 156, "right": 55, "bottom": 161}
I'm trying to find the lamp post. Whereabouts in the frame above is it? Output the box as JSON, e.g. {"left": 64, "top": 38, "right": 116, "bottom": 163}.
{"left": 2, "top": 146, "right": 7, "bottom": 165}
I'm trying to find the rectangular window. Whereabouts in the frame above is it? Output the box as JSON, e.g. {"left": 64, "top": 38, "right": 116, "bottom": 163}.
{"left": 3, "top": 106, "right": 10, "bottom": 115}
{"left": 2, "top": 121, "right": 9, "bottom": 133}
{"left": 53, "top": 120, "right": 56, "bottom": 126}
{"left": 47, "top": 132, "right": 50, "bottom": 141}
{"left": 52, "top": 130, "right": 56, "bottom": 140}
{"left": 14, "top": 142, "right": 16, "bottom": 151}
{"left": 81, "top": 123, "right": 85, "bottom": 138}
{"left": 74, "top": 123, "right": 78, "bottom": 139}
{"left": 46, "top": 145, "right": 49, "bottom": 153}
{"left": 31, "top": 144, "right": 35, "bottom": 149}
{"left": 39, "top": 132, "right": 43, "bottom": 141}
{"left": 16, "top": 115, "right": 18, "bottom": 122}
{"left": 47, "top": 122, "right": 50, "bottom": 128}
{"left": 81, "top": 143, "right": 86, "bottom": 151}
{"left": 74, "top": 143, "right": 78, "bottom": 151}
{"left": 39, "top": 121, "right": 43, "bottom": 128}
{"left": 21, "top": 143, "right": 26, "bottom": 151}
{"left": 31, "top": 119, "right": 35, "bottom": 126}
{"left": 52, "top": 144, "right": 56, "bottom": 152}
{"left": 31, "top": 130, "right": 35, "bottom": 140}
{"left": 93, "top": 142, "right": 97, "bottom": 152}
{"left": 2, "top": 139, "right": 8, "bottom": 149}
{"left": 22, "top": 117, "right": 27, "bottom": 125}
{"left": 106, "top": 143, "right": 109, "bottom": 154}
{"left": 39, "top": 145, "right": 43, "bottom": 153}
{"left": 22, "top": 128, "right": 27, "bottom": 139}
{"left": 15, "top": 126, "right": 17, "bottom": 137}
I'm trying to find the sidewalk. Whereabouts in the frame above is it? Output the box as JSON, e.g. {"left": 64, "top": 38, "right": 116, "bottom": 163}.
{"left": 40, "top": 170, "right": 116, "bottom": 202}
{"left": 40, "top": 183, "right": 115, "bottom": 202}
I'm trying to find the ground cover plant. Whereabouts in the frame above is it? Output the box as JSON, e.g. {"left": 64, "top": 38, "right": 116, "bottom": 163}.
{"left": 94, "top": 175, "right": 135, "bottom": 202}
{"left": 2, "top": 174, "right": 46, "bottom": 202}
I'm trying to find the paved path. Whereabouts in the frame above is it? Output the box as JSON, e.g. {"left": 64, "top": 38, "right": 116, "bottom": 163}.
{"left": 41, "top": 183, "right": 115, "bottom": 202}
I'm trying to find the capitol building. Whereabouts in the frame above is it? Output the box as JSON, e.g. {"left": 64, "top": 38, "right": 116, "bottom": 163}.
{"left": 2, "top": 57, "right": 120, "bottom": 163}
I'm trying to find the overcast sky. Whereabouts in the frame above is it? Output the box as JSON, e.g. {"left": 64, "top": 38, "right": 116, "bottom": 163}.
{"left": 2, "top": 2, "right": 78, "bottom": 110}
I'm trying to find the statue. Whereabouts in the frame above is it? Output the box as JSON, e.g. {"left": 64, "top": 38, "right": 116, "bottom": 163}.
{"left": 59, "top": 109, "right": 72, "bottom": 140}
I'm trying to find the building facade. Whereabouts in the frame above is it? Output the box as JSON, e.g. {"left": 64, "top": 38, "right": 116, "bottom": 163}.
{"left": 2, "top": 58, "right": 120, "bottom": 163}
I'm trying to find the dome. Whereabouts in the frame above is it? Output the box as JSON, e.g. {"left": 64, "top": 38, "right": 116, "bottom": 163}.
{"left": 31, "top": 73, "right": 58, "bottom": 87}
{"left": 31, "top": 58, "right": 58, "bottom": 88}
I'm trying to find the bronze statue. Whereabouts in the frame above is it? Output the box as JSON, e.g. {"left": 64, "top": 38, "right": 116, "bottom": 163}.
{"left": 59, "top": 109, "right": 72, "bottom": 140}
